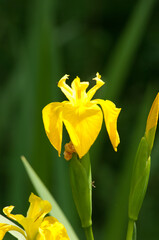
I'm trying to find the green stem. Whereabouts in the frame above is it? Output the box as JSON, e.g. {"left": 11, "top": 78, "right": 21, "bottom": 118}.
{"left": 84, "top": 225, "right": 94, "bottom": 240}
{"left": 126, "top": 219, "right": 134, "bottom": 240}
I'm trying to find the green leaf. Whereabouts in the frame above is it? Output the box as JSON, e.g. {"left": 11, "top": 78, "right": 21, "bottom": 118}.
{"left": 0, "top": 214, "right": 25, "bottom": 240}
{"left": 21, "top": 156, "right": 79, "bottom": 240}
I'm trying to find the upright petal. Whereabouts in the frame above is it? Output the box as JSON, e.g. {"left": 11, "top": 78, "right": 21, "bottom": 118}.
{"left": 97, "top": 99, "right": 121, "bottom": 151}
{"left": 24, "top": 193, "right": 52, "bottom": 240}
{"left": 58, "top": 75, "right": 74, "bottom": 102}
{"left": 42, "top": 102, "right": 63, "bottom": 156}
{"left": 3, "top": 194, "right": 52, "bottom": 240}
{"left": 87, "top": 73, "right": 105, "bottom": 101}
{"left": 27, "top": 193, "right": 51, "bottom": 220}
{"left": 62, "top": 103, "right": 103, "bottom": 158}
{"left": 71, "top": 76, "right": 89, "bottom": 105}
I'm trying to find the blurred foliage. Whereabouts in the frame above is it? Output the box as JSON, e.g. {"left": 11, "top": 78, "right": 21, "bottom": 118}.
{"left": 0, "top": 0, "right": 159, "bottom": 239}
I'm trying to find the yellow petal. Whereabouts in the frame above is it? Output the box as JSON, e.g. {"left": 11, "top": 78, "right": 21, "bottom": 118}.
{"left": 71, "top": 76, "right": 89, "bottom": 105}
{"left": 3, "top": 206, "right": 32, "bottom": 239}
{"left": 37, "top": 216, "right": 70, "bottom": 240}
{"left": 0, "top": 223, "right": 26, "bottom": 240}
{"left": 3, "top": 206, "right": 25, "bottom": 226}
{"left": 27, "top": 193, "right": 52, "bottom": 220}
{"left": 97, "top": 99, "right": 121, "bottom": 151}
{"left": 25, "top": 193, "right": 52, "bottom": 239}
{"left": 71, "top": 76, "right": 89, "bottom": 92}
{"left": 87, "top": 72, "right": 105, "bottom": 101}
{"left": 3, "top": 193, "right": 52, "bottom": 240}
{"left": 57, "top": 74, "right": 73, "bottom": 102}
{"left": 0, "top": 224, "right": 10, "bottom": 240}
{"left": 146, "top": 93, "right": 159, "bottom": 134}
{"left": 42, "top": 102, "right": 63, "bottom": 156}
{"left": 62, "top": 103, "right": 103, "bottom": 158}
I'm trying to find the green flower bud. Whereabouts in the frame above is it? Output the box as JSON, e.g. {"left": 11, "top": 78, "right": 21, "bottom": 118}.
{"left": 69, "top": 152, "right": 92, "bottom": 228}
{"left": 128, "top": 93, "right": 159, "bottom": 221}
{"left": 128, "top": 137, "right": 151, "bottom": 220}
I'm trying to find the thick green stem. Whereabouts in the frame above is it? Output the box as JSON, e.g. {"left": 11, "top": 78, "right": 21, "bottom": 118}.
{"left": 126, "top": 219, "right": 134, "bottom": 240}
{"left": 84, "top": 225, "right": 94, "bottom": 240}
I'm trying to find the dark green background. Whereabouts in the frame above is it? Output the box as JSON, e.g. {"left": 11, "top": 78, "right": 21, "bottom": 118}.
{"left": 0, "top": 0, "right": 159, "bottom": 239}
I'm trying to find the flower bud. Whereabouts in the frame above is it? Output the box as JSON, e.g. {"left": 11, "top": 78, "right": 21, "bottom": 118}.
{"left": 69, "top": 152, "right": 92, "bottom": 228}
{"left": 145, "top": 93, "right": 159, "bottom": 155}
{"left": 129, "top": 137, "right": 150, "bottom": 220}
{"left": 128, "top": 93, "right": 159, "bottom": 221}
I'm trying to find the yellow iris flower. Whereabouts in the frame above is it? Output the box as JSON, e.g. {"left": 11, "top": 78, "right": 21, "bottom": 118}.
{"left": 42, "top": 73, "right": 121, "bottom": 158}
{"left": 0, "top": 193, "right": 69, "bottom": 240}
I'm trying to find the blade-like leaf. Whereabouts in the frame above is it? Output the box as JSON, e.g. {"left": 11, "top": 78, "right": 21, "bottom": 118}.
{"left": 21, "top": 156, "right": 79, "bottom": 240}
{"left": 0, "top": 215, "right": 25, "bottom": 240}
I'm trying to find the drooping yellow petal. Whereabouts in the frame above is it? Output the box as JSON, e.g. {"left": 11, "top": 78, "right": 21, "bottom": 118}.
{"left": 62, "top": 102, "right": 103, "bottom": 158}
{"left": 37, "top": 216, "right": 70, "bottom": 240}
{"left": 42, "top": 102, "right": 63, "bottom": 156}
{"left": 0, "top": 223, "right": 26, "bottom": 240}
{"left": 87, "top": 73, "right": 105, "bottom": 101}
{"left": 3, "top": 206, "right": 25, "bottom": 226}
{"left": 97, "top": 99, "right": 121, "bottom": 151}
{"left": 3, "top": 205, "right": 36, "bottom": 239}
{"left": 146, "top": 93, "right": 159, "bottom": 134}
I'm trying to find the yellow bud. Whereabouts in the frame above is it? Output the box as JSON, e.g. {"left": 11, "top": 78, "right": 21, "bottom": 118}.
{"left": 146, "top": 93, "right": 159, "bottom": 134}
{"left": 145, "top": 93, "right": 159, "bottom": 154}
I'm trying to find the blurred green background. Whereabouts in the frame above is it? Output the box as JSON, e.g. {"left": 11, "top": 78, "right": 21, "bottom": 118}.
{"left": 0, "top": 0, "right": 159, "bottom": 239}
